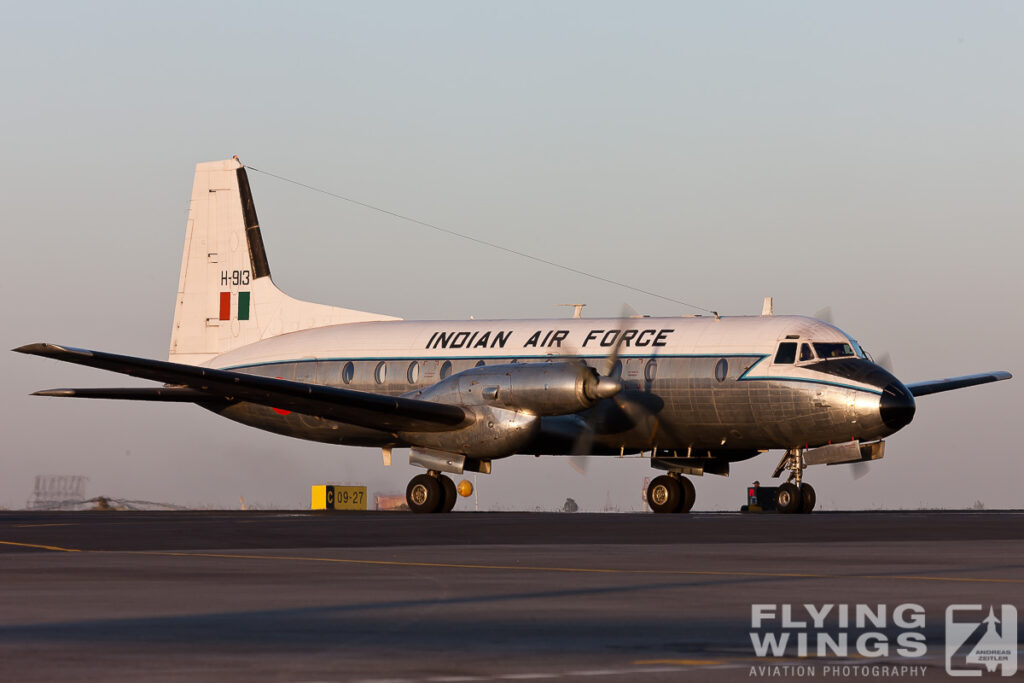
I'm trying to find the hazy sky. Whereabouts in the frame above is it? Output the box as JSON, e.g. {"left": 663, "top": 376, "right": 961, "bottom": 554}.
{"left": 2, "top": 1, "right": 1020, "bottom": 511}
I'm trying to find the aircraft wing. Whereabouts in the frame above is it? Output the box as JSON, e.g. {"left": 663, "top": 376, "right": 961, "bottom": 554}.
{"left": 15, "top": 343, "right": 471, "bottom": 434}
{"left": 906, "top": 371, "right": 1012, "bottom": 397}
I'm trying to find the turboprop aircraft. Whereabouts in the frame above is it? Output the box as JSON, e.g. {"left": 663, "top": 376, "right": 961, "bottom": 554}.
{"left": 16, "top": 158, "right": 1012, "bottom": 513}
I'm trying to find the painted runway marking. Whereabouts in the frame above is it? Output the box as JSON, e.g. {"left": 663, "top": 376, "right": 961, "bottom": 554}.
{"left": 0, "top": 540, "right": 80, "bottom": 552}
{"left": 4, "top": 541, "right": 1021, "bottom": 584}
{"left": 131, "top": 549, "right": 1024, "bottom": 584}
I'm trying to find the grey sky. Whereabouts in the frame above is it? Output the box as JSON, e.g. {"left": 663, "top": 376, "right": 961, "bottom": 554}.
{"left": 2, "top": 1, "right": 1020, "bottom": 511}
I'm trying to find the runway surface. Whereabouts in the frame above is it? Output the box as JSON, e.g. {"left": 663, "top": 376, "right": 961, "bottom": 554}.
{"left": 1, "top": 511, "right": 1022, "bottom": 682}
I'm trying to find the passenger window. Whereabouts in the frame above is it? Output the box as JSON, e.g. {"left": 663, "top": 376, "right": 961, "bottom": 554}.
{"left": 440, "top": 360, "right": 453, "bottom": 380}
{"left": 774, "top": 342, "right": 797, "bottom": 365}
{"left": 799, "top": 344, "right": 815, "bottom": 362}
{"left": 644, "top": 359, "right": 657, "bottom": 382}
{"left": 407, "top": 361, "right": 420, "bottom": 384}
{"left": 342, "top": 361, "right": 354, "bottom": 384}
{"left": 374, "top": 361, "right": 387, "bottom": 384}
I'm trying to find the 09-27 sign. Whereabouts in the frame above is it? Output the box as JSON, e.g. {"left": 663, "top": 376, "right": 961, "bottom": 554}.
{"left": 311, "top": 485, "right": 367, "bottom": 511}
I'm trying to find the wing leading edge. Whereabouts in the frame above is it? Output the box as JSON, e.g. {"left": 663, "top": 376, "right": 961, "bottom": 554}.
{"left": 906, "top": 371, "right": 1012, "bottom": 397}
{"left": 15, "top": 343, "right": 471, "bottom": 434}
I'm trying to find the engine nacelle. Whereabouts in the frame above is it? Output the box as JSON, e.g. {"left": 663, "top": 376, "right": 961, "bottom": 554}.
{"left": 402, "top": 362, "right": 621, "bottom": 416}
{"left": 399, "top": 404, "right": 540, "bottom": 460}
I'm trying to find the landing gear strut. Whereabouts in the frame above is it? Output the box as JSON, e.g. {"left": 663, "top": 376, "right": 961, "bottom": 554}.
{"left": 406, "top": 471, "right": 458, "bottom": 513}
{"left": 772, "top": 448, "right": 817, "bottom": 514}
{"left": 646, "top": 473, "right": 696, "bottom": 513}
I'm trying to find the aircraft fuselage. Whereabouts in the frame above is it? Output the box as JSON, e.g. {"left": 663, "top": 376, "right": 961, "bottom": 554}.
{"left": 209, "top": 314, "right": 913, "bottom": 459}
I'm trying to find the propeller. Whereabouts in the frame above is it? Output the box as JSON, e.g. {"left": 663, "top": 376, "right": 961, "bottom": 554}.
{"left": 814, "top": 306, "right": 895, "bottom": 373}
{"left": 567, "top": 305, "right": 636, "bottom": 474}
{"left": 850, "top": 460, "right": 871, "bottom": 480}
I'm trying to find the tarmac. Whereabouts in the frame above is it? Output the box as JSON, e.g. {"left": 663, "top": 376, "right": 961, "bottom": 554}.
{"left": 1, "top": 510, "right": 1022, "bottom": 682}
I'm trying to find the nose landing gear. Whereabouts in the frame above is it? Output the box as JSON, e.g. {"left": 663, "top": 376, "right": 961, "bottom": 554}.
{"left": 406, "top": 471, "right": 459, "bottom": 513}
{"left": 773, "top": 447, "right": 817, "bottom": 514}
{"left": 646, "top": 473, "right": 696, "bottom": 513}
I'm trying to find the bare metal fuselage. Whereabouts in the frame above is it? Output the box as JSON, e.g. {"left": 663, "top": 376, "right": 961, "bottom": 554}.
{"left": 206, "top": 314, "right": 908, "bottom": 462}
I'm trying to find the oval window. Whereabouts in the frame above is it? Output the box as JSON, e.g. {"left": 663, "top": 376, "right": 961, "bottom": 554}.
{"left": 475, "top": 360, "right": 486, "bottom": 368}
{"left": 440, "top": 360, "right": 453, "bottom": 379}
{"left": 374, "top": 361, "right": 387, "bottom": 384}
{"left": 407, "top": 361, "right": 420, "bottom": 384}
{"left": 644, "top": 359, "right": 658, "bottom": 382}
{"left": 612, "top": 360, "right": 623, "bottom": 378}
{"left": 715, "top": 358, "right": 728, "bottom": 382}
{"left": 342, "top": 361, "right": 354, "bottom": 384}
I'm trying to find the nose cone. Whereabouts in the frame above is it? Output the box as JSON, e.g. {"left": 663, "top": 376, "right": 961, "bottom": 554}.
{"left": 880, "top": 381, "right": 916, "bottom": 432}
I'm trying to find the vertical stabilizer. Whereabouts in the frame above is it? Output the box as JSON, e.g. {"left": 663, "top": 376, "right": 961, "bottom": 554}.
{"left": 169, "top": 158, "right": 399, "bottom": 365}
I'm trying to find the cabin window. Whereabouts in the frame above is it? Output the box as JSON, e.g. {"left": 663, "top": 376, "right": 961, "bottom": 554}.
{"left": 407, "top": 361, "right": 420, "bottom": 384}
{"left": 799, "top": 343, "right": 815, "bottom": 362}
{"left": 374, "top": 361, "right": 387, "bottom": 384}
{"left": 440, "top": 360, "right": 453, "bottom": 379}
{"left": 813, "top": 342, "right": 855, "bottom": 359}
{"left": 475, "top": 359, "right": 486, "bottom": 368}
{"left": 612, "top": 360, "right": 623, "bottom": 378}
{"left": 342, "top": 361, "right": 354, "bottom": 384}
{"left": 644, "top": 359, "right": 658, "bottom": 382}
{"left": 775, "top": 342, "right": 797, "bottom": 364}
{"left": 715, "top": 358, "right": 728, "bottom": 382}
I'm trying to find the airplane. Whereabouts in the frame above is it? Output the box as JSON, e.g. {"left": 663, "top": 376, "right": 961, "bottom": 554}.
{"left": 15, "top": 157, "right": 1012, "bottom": 514}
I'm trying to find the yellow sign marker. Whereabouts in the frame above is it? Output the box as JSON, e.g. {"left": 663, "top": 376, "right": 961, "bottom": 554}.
{"left": 311, "top": 485, "right": 367, "bottom": 511}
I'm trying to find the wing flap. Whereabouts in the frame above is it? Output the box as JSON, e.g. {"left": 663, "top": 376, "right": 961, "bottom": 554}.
{"left": 15, "top": 343, "right": 471, "bottom": 433}
{"left": 907, "top": 371, "right": 1012, "bottom": 397}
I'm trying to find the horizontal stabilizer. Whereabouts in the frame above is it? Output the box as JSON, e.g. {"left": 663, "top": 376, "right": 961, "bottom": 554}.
{"left": 906, "top": 371, "right": 1012, "bottom": 397}
{"left": 15, "top": 343, "right": 470, "bottom": 434}
{"left": 32, "top": 387, "right": 215, "bottom": 402}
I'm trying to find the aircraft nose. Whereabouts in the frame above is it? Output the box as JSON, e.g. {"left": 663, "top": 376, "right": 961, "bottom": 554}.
{"left": 879, "top": 381, "right": 916, "bottom": 431}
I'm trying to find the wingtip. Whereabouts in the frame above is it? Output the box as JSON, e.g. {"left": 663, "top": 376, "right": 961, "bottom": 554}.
{"left": 31, "top": 389, "right": 76, "bottom": 397}
{"left": 12, "top": 343, "right": 89, "bottom": 358}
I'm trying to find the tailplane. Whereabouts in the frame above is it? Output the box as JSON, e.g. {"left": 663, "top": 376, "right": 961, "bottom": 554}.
{"left": 169, "top": 158, "right": 399, "bottom": 365}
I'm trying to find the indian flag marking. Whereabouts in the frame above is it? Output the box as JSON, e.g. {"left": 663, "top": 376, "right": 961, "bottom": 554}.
{"left": 219, "top": 292, "right": 251, "bottom": 321}
{"left": 238, "top": 291, "right": 250, "bottom": 320}
{"left": 219, "top": 292, "right": 231, "bottom": 321}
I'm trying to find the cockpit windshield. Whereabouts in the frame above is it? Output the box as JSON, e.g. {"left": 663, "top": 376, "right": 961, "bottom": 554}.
{"left": 813, "top": 342, "right": 856, "bottom": 359}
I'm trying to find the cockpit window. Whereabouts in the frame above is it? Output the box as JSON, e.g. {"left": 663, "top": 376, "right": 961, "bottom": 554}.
{"left": 774, "top": 342, "right": 797, "bottom": 364}
{"left": 813, "top": 342, "right": 856, "bottom": 359}
{"left": 799, "top": 343, "right": 815, "bottom": 362}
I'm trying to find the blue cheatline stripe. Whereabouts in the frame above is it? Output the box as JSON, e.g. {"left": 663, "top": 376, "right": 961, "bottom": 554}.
{"left": 221, "top": 352, "right": 884, "bottom": 395}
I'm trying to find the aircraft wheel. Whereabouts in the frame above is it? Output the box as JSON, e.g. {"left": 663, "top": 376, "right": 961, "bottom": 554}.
{"left": 647, "top": 475, "right": 683, "bottom": 514}
{"left": 799, "top": 483, "right": 816, "bottom": 514}
{"left": 776, "top": 482, "right": 803, "bottom": 514}
{"left": 679, "top": 476, "right": 696, "bottom": 513}
{"left": 407, "top": 474, "right": 443, "bottom": 513}
{"left": 439, "top": 475, "right": 457, "bottom": 513}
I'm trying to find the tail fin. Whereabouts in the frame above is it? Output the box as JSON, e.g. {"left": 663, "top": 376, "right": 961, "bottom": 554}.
{"left": 169, "top": 158, "right": 399, "bottom": 365}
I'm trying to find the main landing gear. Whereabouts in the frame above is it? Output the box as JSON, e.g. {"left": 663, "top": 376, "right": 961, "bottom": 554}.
{"left": 647, "top": 473, "right": 696, "bottom": 513}
{"left": 774, "top": 447, "right": 817, "bottom": 514}
{"left": 406, "top": 471, "right": 458, "bottom": 513}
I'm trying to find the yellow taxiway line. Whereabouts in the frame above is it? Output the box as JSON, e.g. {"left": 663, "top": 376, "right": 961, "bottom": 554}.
{"left": 3, "top": 542, "right": 1021, "bottom": 584}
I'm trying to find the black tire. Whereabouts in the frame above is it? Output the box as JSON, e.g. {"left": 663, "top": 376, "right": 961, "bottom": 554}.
{"left": 679, "top": 476, "right": 696, "bottom": 513}
{"left": 647, "top": 475, "right": 683, "bottom": 514}
{"left": 776, "top": 482, "right": 803, "bottom": 514}
{"left": 439, "top": 475, "right": 457, "bottom": 513}
{"left": 406, "top": 474, "right": 443, "bottom": 513}
{"left": 799, "top": 483, "right": 816, "bottom": 514}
